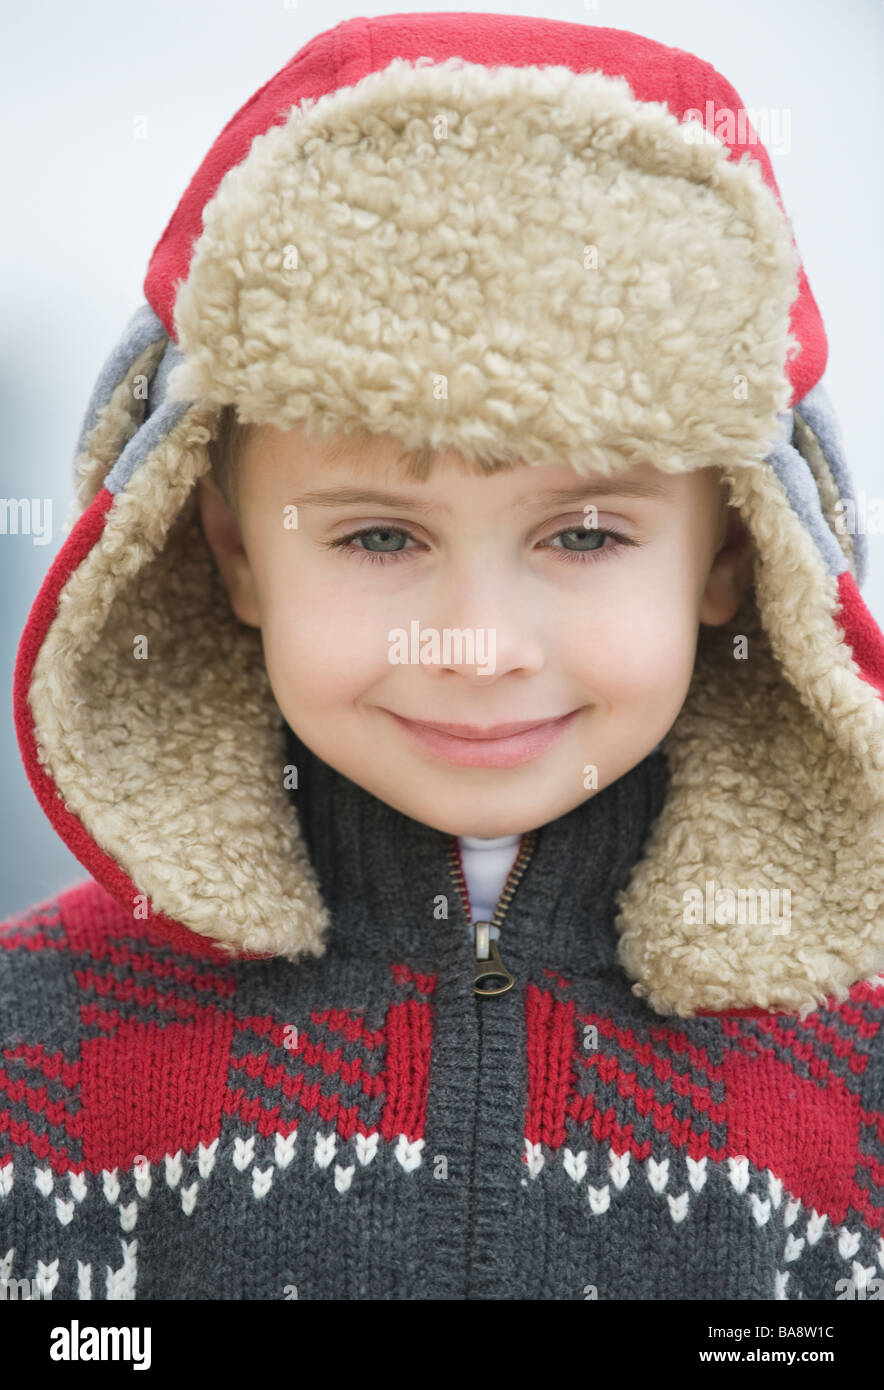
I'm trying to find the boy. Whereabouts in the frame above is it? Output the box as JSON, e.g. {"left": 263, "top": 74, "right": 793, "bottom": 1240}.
{"left": 4, "top": 13, "right": 884, "bottom": 1301}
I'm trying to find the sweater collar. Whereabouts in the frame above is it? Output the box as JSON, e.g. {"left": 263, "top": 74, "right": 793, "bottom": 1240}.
{"left": 283, "top": 720, "right": 669, "bottom": 978}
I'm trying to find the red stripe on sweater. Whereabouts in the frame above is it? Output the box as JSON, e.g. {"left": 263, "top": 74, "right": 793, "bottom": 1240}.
{"left": 525, "top": 984, "right": 577, "bottom": 1149}
{"left": 379, "top": 999, "right": 433, "bottom": 1143}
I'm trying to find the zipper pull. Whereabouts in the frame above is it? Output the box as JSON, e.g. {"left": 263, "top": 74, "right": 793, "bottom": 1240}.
{"left": 473, "top": 920, "right": 516, "bottom": 997}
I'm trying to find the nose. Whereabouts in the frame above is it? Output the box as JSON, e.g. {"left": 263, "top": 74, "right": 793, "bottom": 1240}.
{"left": 426, "top": 566, "right": 546, "bottom": 682}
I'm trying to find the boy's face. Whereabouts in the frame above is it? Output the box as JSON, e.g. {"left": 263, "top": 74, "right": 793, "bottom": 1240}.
{"left": 198, "top": 425, "right": 753, "bottom": 836}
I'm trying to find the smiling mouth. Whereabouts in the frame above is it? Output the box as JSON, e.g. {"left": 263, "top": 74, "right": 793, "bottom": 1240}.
{"left": 382, "top": 708, "right": 583, "bottom": 768}
{"left": 392, "top": 715, "right": 578, "bottom": 740}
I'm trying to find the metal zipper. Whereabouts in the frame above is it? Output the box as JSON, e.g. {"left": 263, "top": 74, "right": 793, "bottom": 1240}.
{"left": 445, "top": 829, "right": 539, "bottom": 996}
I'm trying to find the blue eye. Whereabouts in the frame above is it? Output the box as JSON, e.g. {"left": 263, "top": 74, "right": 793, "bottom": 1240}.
{"left": 326, "top": 524, "right": 635, "bottom": 566}
{"left": 344, "top": 526, "right": 410, "bottom": 554}
{"left": 547, "top": 527, "right": 608, "bottom": 555}
{"left": 539, "top": 526, "right": 634, "bottom": 564}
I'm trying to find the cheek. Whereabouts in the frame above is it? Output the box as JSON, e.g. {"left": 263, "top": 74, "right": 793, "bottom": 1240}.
{"left": 257, "top": 558, "right": 396, "bottom": 705}
{"left": 562, "top": 554, "right": 700, "bottom": 702}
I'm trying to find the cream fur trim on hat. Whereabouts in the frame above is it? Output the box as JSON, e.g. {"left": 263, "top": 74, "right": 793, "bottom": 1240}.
{"left": 166, "top": 59, "right": 801, "bottom": 480}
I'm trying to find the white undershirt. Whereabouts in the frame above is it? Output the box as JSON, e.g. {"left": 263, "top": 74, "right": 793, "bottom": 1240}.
{"left": 456, "top": 833, "right": 522, "bottom": 938}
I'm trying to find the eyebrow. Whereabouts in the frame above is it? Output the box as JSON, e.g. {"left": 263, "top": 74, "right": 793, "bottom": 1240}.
{"left": 290, "top": 478, "right": 671, "bottom": 514}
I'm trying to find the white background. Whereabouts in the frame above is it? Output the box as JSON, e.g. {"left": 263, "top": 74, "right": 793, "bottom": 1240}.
{"left": 2, "top": 0, "right": 881, "bottom": 914}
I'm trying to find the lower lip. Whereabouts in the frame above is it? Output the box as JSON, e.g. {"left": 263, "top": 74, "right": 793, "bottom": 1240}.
{"left": 386, "top": 709, "right": 581, "bottom": 768}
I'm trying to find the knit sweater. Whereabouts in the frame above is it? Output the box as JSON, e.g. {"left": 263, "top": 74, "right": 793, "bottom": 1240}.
{"left": 2, "top": 726, "right": 883, "bottom": 1301}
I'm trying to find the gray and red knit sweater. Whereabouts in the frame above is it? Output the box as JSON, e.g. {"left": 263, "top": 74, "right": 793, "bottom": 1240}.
{"left": 3, "top": 730, "right": 883, "bottom": 1300}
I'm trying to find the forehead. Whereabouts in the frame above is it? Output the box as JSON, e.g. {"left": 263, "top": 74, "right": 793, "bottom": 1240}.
{"left": 243, "top": 420, "right": 697, "bottom": 506}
